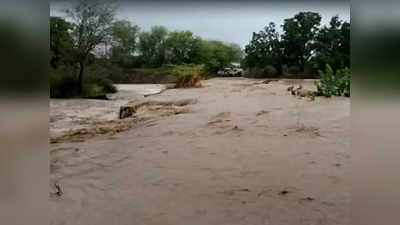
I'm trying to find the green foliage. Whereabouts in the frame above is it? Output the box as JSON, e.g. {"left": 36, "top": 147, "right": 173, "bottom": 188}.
{"left": 171, "top": 65, "right": 201, "bottom": 88}
{"left": 263, "top": 65, "right": 278, "bottom": 77}
{"left": 244, "top": 12, "right": 349, "bottom": 78}
{"left": 136, "top": 28, "right": 240, "bottom": 71}
{"left": 314, "top": 16, "right": 350, "bottom": 72}
{"left": 67, "top": 0, "right": 117, "bottom": 62}
{"left": 315, "top": 64, "right": 350, "bottom": 97}
{"left": 282, "top": 12, "right": 321, "bottom": 72}
{"left": 244, "top": 68, "right": 264, "bottom": 78}
{"left": 171, "top": 64, "right": 205, "bottom": 77}
{"left": 199, "top": 40, "right": 237, "bottom": 73}
{"left": 84, "top": 64, "right": 118, "bottom": 93}
{"left": 131, "top": 66, "right": 173, "bottom": 77}
{"left": 244, "top": 22, "right": 282, "bottom": 73}
{"left": 65, "top": 0, "right": 117, "bottom": 94}
{"left": 337, "top": 67, "right": 351, "bottom": 97}
{"left": 170, "top": 64, "right": 204, "bottom": 88}
{"left": 50, "top": 17, "right": 74, "bottom": 68}
{"left": 110, "top": 20, "right": 140, "bottom": 65}
{"left": 165, "top": 31, "right": 202, "bottom": 64}
{"left": 50, "top": 67, "right": 80, "bottom": 98}
{"left": 50, "top": 64, "right": 117, "bottom": 98}
{"left": 287, "top": 66, "right": 301, "bottom": 75}
{"left": 138, "top": 26, "right": 169, "bottom": 67}
{"left": 244, "top": 65, "right": 278, "bottom": 78}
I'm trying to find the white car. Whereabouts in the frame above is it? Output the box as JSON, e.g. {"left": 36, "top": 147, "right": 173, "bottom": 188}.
{"left": 217, "top": 68, "right": 242, "bottom": 77}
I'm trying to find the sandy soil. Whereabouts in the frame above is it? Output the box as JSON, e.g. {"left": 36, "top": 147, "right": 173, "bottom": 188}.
{"left": 50, "top": 78, "right": 350, "bottom": 225}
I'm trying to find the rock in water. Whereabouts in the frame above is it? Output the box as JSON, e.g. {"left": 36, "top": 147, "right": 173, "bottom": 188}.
{"left": 119, "top": 106, "right": 135, "bottom": 119}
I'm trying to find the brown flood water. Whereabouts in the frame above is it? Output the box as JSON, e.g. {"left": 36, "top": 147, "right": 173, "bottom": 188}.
{"left": 50, "top": 78, "right": 350, "bottom": 225}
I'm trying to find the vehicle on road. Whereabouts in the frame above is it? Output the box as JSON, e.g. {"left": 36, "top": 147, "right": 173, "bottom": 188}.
{"left": 217, "top": 67, "right": 243, "bottom": 77}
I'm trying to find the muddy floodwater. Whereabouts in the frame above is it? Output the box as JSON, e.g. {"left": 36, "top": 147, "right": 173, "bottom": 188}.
{"left": 50, "top": 78, "right": 350, "bottom": 225}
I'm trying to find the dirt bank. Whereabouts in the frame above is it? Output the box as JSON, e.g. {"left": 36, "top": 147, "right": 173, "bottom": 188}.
{"left": 50, "top": 78, "right": 349, "bottom": 225}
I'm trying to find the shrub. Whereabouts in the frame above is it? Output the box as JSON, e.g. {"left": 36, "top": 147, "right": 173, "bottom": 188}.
{"left": 172, "top": 64, "right": 205, "bottom": 76}
{"left": 244, "top": 65, "right": 277, "bottom": 78}
{"left": 304, "top": 63, "right": 319, "bottom": 77}
{"left": 174, "top": 75, "right": 202, "bottom": 88}
{"left": 287, "top": 66, "right": 300, "bottom": 75}
{"left": 97, "top": 78, "right": 117, "bottom": 93}
{"left": 50, "top": 67, "right": 80, "bottom": 98}
{"left": 50, "top": 64, "right": 117, "bottom": 98}
{"left": 263, "top": 65, "right": 278, "bottom": 77}
{"left": 244, "top": 68, "right": 263, "bottom": 78}
{"left": 82, "top": 83, "right": 104, "bottom": 97}
{"left": 172, "top": 64, "right": 204, "bottom": 88}
{"left": 315, "top": 64, "right": 350, "bottom": 97}
{"left": 337, "top": 67, "right": 351, "bottom": 97}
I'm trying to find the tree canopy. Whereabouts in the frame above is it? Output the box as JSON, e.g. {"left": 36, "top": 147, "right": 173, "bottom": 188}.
{"left": 281, "top": 12, "right": 322, "bottom": 72}
{"left": 244, "top": 22, "right": 282, "bottom": 73}
{"left": 110, "top": 19, "right": 140, "bottom": 64}
{"left": 244, "top": 11, "right": 350, "bottom": 77}
{"left": 50, "top": 17, "right": 73, "bottom": 68}
{"left": 66, "top": 0, "right": 117, "bottom": 93}
{"left": 138, "top": 26, "right": 169, "bottom": 67}
{"left": 165, "top": 31, "right": 202, "bottom": 65}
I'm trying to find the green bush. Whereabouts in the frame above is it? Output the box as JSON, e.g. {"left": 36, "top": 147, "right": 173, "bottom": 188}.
{"left": 263, "top": 65, "right": 278, "bottom": 77}
{"left": 50, "top": 67, "right": 80, "bottom": 98}
{"left": 337, "top": 67, "right": 351, "bottom": 97}
{"left": 304, "top": 63, "right": 319, "bottom": 77}
{"left": 50, "top": 64, "right": 117, "bottom": 98}
{"left": 97, "top": 78, "right": 117, "bottom": 93}
{"left": 287, "top": 66, "right": 300, "bottom": 75}
{"left": 129, "top": 65, "right": 174, "bottom": 77}
{"left": 315, "top": 64, "right": 350, "bottom": 97}
{"left": 84, "top": 65, "right": 118, "bottom": 94}
{"left": 244, "top": 68, "right": 264, "bottom": 78}
{"left": 172, "top": 64, "right": 205, "bottom": 77}
{"left": 172, "top": 64, "right": 204, "bottom": 88}
{"left": 244, "top": 66, "right": 277, "bottom": 78}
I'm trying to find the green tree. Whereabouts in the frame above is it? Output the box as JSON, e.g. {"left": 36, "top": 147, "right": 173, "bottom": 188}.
{"left": 50, "top": 17, "right": 73, "bottom": 68}
{"left": 66, "top": 0, "right": 117, "bottom": 94}
{"left": 314, "top": 16, "right": 350, "bottom": 72}
{"left": 165, "top": 30, "right": 202, "bottom": 64}
{"left": 339, "top": 21, "right": 350, "bottom": 68}
{"left": 281, "top": 12, "right": 322, "bottom": 72}
{"left": 244, "top": 22, "right": 282, "bottom": 73}
{"left": 198, "top": 40, "right": 235, "bottom": 72}
{"left": 110, "top": 19, "right": 140, "bottom": 65}
{"left": 138, "top": 26, "right": 168, "bottom": 67}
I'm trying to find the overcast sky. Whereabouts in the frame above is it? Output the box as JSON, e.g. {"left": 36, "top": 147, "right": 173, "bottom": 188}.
{"left": 50, "top": 0, "right": 350, "bottom": 47}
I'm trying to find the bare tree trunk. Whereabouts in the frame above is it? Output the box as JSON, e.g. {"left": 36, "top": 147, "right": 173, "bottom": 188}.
{"left": 78, "top": 61, "right": 84, "bottom": 95}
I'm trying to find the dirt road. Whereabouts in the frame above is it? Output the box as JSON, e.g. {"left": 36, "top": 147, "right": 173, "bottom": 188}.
{"left": 50, "top": 78, "right": 350, "bottom": 225}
